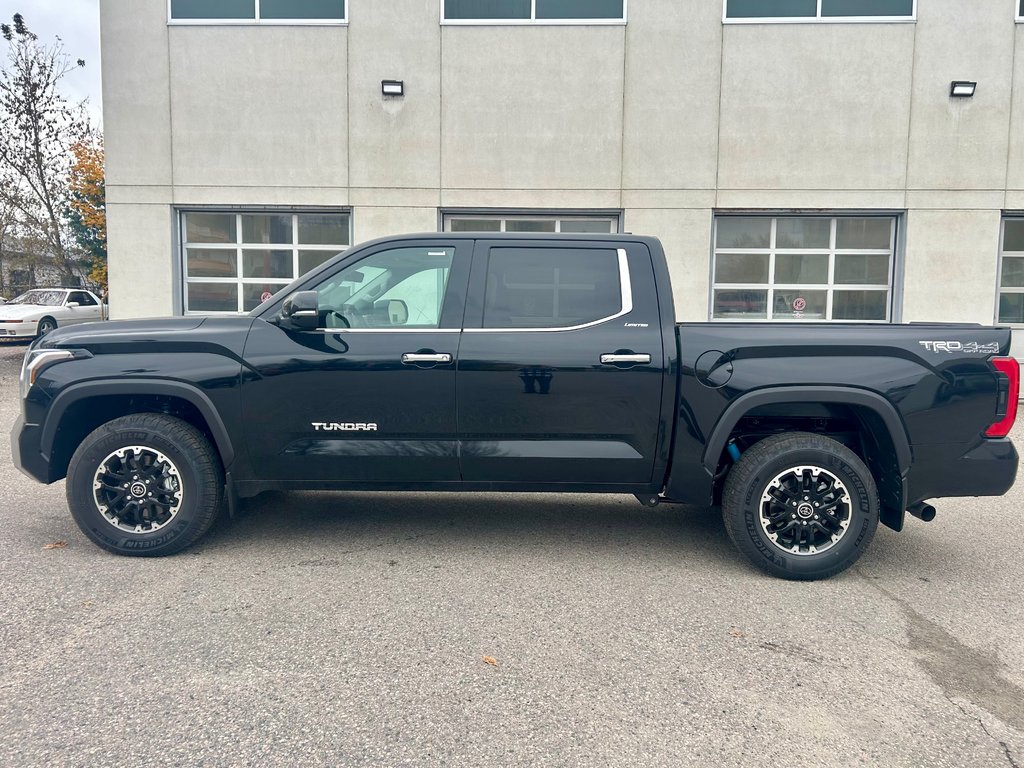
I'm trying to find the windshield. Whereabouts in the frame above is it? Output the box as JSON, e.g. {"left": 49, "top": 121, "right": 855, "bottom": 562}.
{"left": 9, "top": 290, "right": 66, "bottom": 307}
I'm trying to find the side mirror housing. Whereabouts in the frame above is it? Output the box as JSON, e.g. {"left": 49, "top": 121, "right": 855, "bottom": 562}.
{"left": 66, "top": 302, "right": 80, "bottom": 308}
{"left": 280, "top": 291, "right": 320, "bottom": 331}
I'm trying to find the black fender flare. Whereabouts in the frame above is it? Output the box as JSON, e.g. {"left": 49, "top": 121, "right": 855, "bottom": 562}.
{"left": 40, "top": 379, "right": 235, "bottom": 467}
{"left": 702, "top": 386, "right": 912, "bottom": 475}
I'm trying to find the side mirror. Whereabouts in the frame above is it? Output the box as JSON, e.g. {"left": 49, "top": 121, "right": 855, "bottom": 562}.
{"left": 66, "top": 302, "right": 80, "bottom": 308}
{"left": 280, "top": 291, "right": 320, "bottom": 331}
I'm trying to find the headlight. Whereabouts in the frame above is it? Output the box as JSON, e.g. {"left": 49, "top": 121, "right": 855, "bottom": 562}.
{"left": 20, "top": 349, "right": 77, "bottom": 400}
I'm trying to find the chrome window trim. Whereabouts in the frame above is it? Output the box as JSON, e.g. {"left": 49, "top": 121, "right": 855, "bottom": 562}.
{"left": 464, "top": 248, "right": 632, "bottom": 333}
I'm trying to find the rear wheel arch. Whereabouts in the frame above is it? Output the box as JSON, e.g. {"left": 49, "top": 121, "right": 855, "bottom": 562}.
{"left": 705, "top": 387, "right": 910, "bottom": 530}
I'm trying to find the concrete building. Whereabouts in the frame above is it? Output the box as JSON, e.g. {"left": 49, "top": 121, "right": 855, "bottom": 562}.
{"left": 100, "top": 0, "right": 1024, "bottom": 354}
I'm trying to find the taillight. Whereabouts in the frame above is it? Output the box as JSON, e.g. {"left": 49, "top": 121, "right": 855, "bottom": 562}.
{"left": 986, "top": 356, "right": 1019, "bottom": 438}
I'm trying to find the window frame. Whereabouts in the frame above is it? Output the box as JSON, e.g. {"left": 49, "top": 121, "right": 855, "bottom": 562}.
{"left": 1018, "top": 1, "right": 1024, "bottom": 22}
{"left": 167, "top": 0, "right": 348, "bottom": 26}
{"left": 996, "top": 216, "right": 1024, "bottom": 327}
{"left": 709, "top": 214, "right": 899, "bottom": 324}
{"left": 465, "top": 245, "right": 632, "bottom": 333}
{"left": 441, "top": 0, "right": 627, "bottom": 26}
{"left": 441, "top": 210, "right": 621, "bottom": 234}
{"left": 722, "top": 0, "right": 916, "bottom": 24}
{"left": 178, "top": 208, "right": 352, "bottom": 315}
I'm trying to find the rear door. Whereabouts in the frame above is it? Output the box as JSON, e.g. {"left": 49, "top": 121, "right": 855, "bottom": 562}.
{"left": 65, "top": 291, "right": 103, "bottom": 324}
{"left": 456, "top": 239, "right": 666, "bottom": 486}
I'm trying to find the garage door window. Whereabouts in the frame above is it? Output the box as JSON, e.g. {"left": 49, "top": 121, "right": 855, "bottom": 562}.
{"left": 725, "top": 0, "right": 915, "bottom": 21}
{"left": 712, "top": 216, "right": 895, "bottom": 322}
{"left": 443, "top": 0, "right": 625, "bottom": 22}
{"left": 169, "top": 0, "right": 346, "bottom": 22}
{"left": 181, "top": 211, "right": 351, "bottom": 314}
{"left": 444, "top": 213, "right": 618, "bottom": 234}
{"left": 998, "top": 219, "right": 1024, "bottom": 324}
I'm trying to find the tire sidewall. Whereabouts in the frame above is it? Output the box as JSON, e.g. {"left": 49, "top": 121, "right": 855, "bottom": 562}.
{"left": 734, "top": 446, "right": 877, "bottom": 579}
{"left": 68, "top": 424, "right": 205, "bottom": 555}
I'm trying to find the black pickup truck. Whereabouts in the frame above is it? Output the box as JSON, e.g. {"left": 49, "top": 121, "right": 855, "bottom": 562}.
{"left": 11, "top": 234, "right": 1020, "bottom": 579}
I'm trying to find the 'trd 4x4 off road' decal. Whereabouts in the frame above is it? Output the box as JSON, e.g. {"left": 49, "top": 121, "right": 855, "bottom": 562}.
{"left": 919, "top": 341, "right": 1001, "bottom": 354}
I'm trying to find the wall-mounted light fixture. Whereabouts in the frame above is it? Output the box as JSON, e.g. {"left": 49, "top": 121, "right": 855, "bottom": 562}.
{"left": 382, "top": 80, "right": 404, "bottom": 97}
{"left": 950, "top": 81, "right": 977, "bottom": 98}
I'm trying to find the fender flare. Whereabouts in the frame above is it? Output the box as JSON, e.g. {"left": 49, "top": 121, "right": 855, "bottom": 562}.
{"left": 702, "top": 386, "right": 912, "bottom": 475}
{"left": 41, "top": 379, "right": 235, "bottom": 467}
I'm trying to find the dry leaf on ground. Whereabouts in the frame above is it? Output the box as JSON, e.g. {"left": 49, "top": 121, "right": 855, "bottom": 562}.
{"left": 42, "top": 541, "right": 67, "bottom": 550}
{"left": 728, "top": 628, "right": 746, "bottom": 638}
{"left": 482, "top": 655, "right": 499, "bottom": 666}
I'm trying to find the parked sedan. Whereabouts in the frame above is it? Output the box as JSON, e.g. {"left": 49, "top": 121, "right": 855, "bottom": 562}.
{"left": 0, "top": 288, "right": 106, "bottom": 339}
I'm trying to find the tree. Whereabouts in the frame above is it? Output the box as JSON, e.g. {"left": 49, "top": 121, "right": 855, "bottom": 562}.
{"left": 0, "top": 13, "right": 86, "bottom": 286}
{"left": 67, "top": 133, "right": 106, "bottom": 291}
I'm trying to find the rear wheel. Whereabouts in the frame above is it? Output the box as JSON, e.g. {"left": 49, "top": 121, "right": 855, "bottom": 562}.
{"left": 722, "top": 432, "right": 878, "bottom": 580}
{"left": 66, "top": 414, "right": 223, "bottom": 556}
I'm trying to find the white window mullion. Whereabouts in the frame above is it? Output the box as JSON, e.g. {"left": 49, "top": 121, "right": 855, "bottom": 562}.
{"left": 255, "top": 0, "right": 261, "bottom": 22}
{"left": 816, "top": 0, "right": 823, "bottom": 18}
{"left": 236, "top": 214, "right": 244, "bottom": 313}
{"left": 531, "top": 0, "right": 537, "bottom": 22}
{"left": 292, "top": 214, "right": 300, "bottom": 279}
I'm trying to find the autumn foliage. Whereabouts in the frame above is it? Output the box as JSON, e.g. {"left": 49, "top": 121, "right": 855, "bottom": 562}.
{"left": 67, "top": 136, "right": 107, "bottom": 290}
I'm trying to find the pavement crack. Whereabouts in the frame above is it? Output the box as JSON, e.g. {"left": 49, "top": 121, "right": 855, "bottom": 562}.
{"left": 948, "top": 696, "right": 1021, "bottom": 768}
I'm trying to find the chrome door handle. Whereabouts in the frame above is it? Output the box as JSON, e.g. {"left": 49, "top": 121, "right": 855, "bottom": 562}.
{"left": 402, "top": 353, "right": 452, "bottom": 364}
{"left": 601, "top": 354, "right": 651, "bottom": 365}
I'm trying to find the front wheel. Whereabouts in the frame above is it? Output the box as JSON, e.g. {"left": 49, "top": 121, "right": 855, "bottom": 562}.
{"left": 66, "top": 413, "right": 224, "bottom": 556}
{"left": 721, "top": 432, "right": 879, "bottom": 580}
{"left": 37, "top": 317, "right": 57, "bottom": 337}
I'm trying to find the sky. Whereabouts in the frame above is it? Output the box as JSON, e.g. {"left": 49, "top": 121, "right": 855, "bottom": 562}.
{"left": 0, "top": 0, "right": 102, "bottom": 125}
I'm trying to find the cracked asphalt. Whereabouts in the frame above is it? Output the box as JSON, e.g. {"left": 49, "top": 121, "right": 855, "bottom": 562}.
{"left": 0, "top": 339, "right": 1022, "bottom": 767}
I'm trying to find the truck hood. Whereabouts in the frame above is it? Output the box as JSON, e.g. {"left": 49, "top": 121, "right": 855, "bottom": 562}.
{"left": 37, "top": 316, "right": 255, "bottom": 350}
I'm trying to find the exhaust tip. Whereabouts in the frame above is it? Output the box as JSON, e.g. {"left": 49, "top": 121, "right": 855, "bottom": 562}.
{"left": 908, "top": 503, "right": 936, "bottom": 523}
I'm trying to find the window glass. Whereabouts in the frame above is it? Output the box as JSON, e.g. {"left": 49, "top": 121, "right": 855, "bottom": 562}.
{"left": 1004, "top": 220, "right": 1024, "bottom": 252}
{"left": 726, "top": 0, "right": 817, "bottom": 18}
{"left": 187, "top": 249, "right": 237, "bottom": 278}
{"left": 444, "top": 213, "right": 619, "bottom": 233}
{"left": 835, "top": 254, "right": 890, "bottom": 285}
{"left": 243, "top": 250, "right": 293, "bottom": 279}
{"left": 774, "top": 290, "right": 827, "bottom": 319}
{"left": 259, "top": 0, "right": 345, "bottom": 19}
{"left": 715, "top": 217, "right": 771, "bottom": 249}
{"left": 299, "top": 250, "right": 341, "bottom": 276}
{"left": 185, "top": 213, "right": 235, "bottom": 244}
{"left": 775, "top": 218, "right": 830, "bottom": 249}
{"left": 242, "top": 215, "right": 292, "bottom": 245}
{"left": 712, "top": 215, "right": 895, "bottom": 321}
{"left": 444, "top": 0, "right": 531, "bottom": 19}
{"left": 311, "top": 248, "right": 453, "bottom": 329}
{"left": 506, "top": 220, "right": 556, "bottom": 233}
{"left": 170, "top": 0, "right": 255, "bottom": 19}
{"left": 187, "top": 284, "right": 238, "bottom": 312}
{"left": 821, "top": 0, "right": 913, "bottom": 16}
{"left": 775, "top": 254, "right": 829, "bottom": 284}
{"left": 244, "top": 284, "right": 287, "bottom": 312}
{"left": 559, "top": 220, "right": 614, "bottom": 234}
{"left": 298, "top": 214, "right": 351, "bottom": 245}
{"left": 1002, "top": 257, "right": 1024, "bottom": 289}
{"left": 833, "top": 291, "right": 888, "bottom": 321}
{"left": 836, "top": 218, "right": 892, "bottom": 250}
{"left": 482, "top": 247, "right": 620, "bottom": 329}
{"left": 713, "top": 289, "right": 768, "bottom": 319}
{"left": 536, "top": 0, "right": 624, "bottom": 19}
{"left": 451, "top": 219, "right": 501, "bottom": 232}
{"left": 715, "top": 254, "right": 769, "bottom": 284}
{"left": 1000, "top": 294, "right": 1024, "bottom": 325}
{"left": 72, "top": 292, "right": 98, "bottom": 306}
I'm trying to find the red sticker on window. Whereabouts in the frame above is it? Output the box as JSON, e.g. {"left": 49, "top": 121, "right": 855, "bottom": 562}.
{"left": 261, "top": 291, "right": 273, "bottom": 303}
{"left": 793, "top": 297, "right": 807, "bottom": 312}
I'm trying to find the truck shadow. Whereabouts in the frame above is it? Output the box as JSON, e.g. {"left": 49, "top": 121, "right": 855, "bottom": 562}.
{"left": 200, "top": 491, "right": 748, "bottom": 571}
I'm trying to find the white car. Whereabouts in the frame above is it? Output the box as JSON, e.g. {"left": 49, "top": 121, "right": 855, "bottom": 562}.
{"left": 0, "top": 288, "right": 107, "bottom": 339}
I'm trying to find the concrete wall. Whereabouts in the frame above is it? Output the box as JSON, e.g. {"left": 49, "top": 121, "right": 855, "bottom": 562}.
{"left": 100, "top": 0, "right": 1024, "bottom": 328}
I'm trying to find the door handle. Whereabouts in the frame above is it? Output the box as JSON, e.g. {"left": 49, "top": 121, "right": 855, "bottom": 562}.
{"left": 402, "top": 353, "right": 452, "bottom": 364}
{"left": 600, "top": 353, "right": 651, "bottom": 365}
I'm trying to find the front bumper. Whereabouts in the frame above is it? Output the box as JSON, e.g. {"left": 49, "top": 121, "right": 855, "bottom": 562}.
{"left": 11, "top": 413, "right": 50, "bottom": 483}
{"left": 0, "top": 322, "right": 35, "bottom": 338}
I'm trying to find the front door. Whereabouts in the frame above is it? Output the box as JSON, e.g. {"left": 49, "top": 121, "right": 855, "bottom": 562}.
{"left": 241, "top": 241, "right": 470, "bottom": 484}
{"left": 456, "top": 239, "right": 666, "bottom": 486}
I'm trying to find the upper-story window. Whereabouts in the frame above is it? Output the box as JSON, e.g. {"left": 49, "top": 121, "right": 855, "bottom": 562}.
{"left": 443, "top": 0, "right": 626, "bottom": 24}
{"left": 169, "top": 0, "right": 346, "bottom": 23}
{"left": 724, "top": 0, "right": 915, "bottom": 22}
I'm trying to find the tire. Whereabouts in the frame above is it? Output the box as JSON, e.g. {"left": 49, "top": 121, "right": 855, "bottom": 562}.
{"left": 66, "top": 413, "right": 224, "bottom": 557}
{"left": 37, "top": 317, "right": 57, "bottom": 337}
{"left": 721, "top": 432, "right": 879, "bottom": 581}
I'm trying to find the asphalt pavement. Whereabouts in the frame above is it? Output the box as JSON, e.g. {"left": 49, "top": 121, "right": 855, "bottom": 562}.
{"left": 0, "top": 339, "right": 1022, "bottom": 767}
